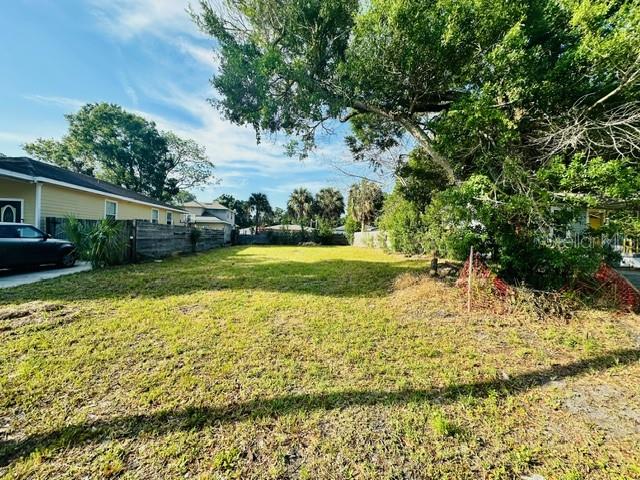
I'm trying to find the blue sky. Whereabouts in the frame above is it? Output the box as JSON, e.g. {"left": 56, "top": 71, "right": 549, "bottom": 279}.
{"left": 0, "top": 0, "right": 380, "bottom": 208}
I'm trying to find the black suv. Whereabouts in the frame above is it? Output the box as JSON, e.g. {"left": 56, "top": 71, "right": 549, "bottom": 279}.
{"left": 0, "top": 223, "right": 76, "bottom": 269}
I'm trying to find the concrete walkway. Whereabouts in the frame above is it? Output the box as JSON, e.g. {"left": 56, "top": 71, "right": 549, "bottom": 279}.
{"left": 0, "top": 262, "right": 91, "bottom": 289}
{"left": 617, "top": 269, "right": 640, "bottom": 292}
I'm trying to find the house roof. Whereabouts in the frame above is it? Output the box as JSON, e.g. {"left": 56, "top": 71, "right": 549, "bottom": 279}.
{"left": 190, "top": 215, "right": 234, "bottom": 226}
{"left": 183, "top": 200, "right": 231, "bottom": 211}
{"left": 264, "top": 224, "right": 314, "bottom": 232}
{"left": 0, "top": 157, "right": 187, "bottom": 213}
{"left": 553, "top": 192, "right": 640, "bottom": 210}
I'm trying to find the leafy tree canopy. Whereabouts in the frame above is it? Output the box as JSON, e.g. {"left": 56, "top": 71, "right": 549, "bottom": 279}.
{"left": 347, "top": 180, "right": 384, "bottom": 232}
{"left": 24, "top": 103, "right": 215, "bottom": 202}
{"left": 194, "top": 0, "right": 639, "bottom": 187}
{"left": 287, "top": 188, "right": 314, "bottom": 224}
{"left": 248, "top": 192, "right": 273, "bottom": 227}
{"left": 314, "top": 187, "right": 345, "bottom": 225}
{"left": 194, "top": 0, "right": 639, "bottom": 287}
{"left": 216, "top": 194, "right": 238, "bottom": 209}
{"left": 174, "top": 190, "right": 197, "bottom": 205}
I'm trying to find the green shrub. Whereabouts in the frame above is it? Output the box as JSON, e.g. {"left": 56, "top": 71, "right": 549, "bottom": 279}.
{"left": 189, "top": 227, "right": 203, "bottom": 252}
{"left": 316, "top": 218, "right": 334, "bottom": 245}
{"left": 87, "top": 219, "right": 125, "bottom": 268}
{"left": 63, "top": 215, "right": 90, "bottom": 260}
{"left": 344, "top": 215, "right": 359, "bottom": 244}
{"left": 267, "top": 228, "right": 318, "bottom": 245}
{"left": 419, "top": 176, "right": 615, "bottom": 289}
{"left": 62, "top": 216, "right": 124, "bottom": 267}
{"left": 493, "top": 232, "right": 604, "bottom": 290}
{"left": 378, "top": 192, "right": 424, "bottom": 255}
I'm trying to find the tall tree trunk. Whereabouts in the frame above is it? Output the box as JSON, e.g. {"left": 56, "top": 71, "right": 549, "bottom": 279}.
{"left": 397, "top": 117, "right": 456, "bottom": 183}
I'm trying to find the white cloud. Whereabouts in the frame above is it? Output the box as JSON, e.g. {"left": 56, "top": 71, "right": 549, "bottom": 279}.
{"left": 174, "top": 37, "right": 220, "bottom": 70}
{"left": 122, "top": 83, "right": 139, "bottom": 106}
{"left": 86, "top": 0, "right": 218, "bottom": 71}
{"left": 20, "top": 85, "right": 382, "bottom": 202}
{"left": 87, "top": 0, "right": 197, "bottom": 40}
{"left": 132, "top": 83, "right": 340, "bottom": 176}
{"left": 23, "top": 95, "right": 85, "bottom": 111}
{"left": 22, "top": 85, "right": 348, "bottom": 194}
{"left": 264, "top": 180, "right": 342, "bottom": 195}
{"left": 81, "top": 0, "right": 361, "bottom": 192}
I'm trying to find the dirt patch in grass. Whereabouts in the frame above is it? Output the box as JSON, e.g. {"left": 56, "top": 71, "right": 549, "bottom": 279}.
{"left": 564, "top": 383, "right": 640, "bottom": 438}
{"left": 0, "top": 301, "right": 63, "bottom": 321}
{"left": 0, "top": 301, "right": 78, "bottom": 333}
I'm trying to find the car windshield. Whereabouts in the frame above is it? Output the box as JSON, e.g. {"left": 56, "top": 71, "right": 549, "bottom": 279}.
{"left": 16, "top": 226, "right": 44, "bottom": 238}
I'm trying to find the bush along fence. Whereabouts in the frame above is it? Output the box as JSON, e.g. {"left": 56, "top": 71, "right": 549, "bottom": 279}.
{"left": 238, "top": 230, "right": 348, "bottom": 246}
{"left": 456, "top": 250, "right": 640, "bottom": 315}
{"left": 44, "top": 217, "right": 225, "bottom": 264}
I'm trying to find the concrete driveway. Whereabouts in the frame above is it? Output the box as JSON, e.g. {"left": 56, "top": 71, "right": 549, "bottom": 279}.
{"left": 0, "top": 262, "right": 91, "bottom": 289}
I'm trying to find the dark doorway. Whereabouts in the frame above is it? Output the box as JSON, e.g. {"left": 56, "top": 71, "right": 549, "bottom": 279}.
{"left": 0, "top": 199, "right": 23, "bottom": 222}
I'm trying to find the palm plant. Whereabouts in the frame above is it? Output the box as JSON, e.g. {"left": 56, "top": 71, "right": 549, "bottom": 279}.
{"left": 348, "top": 180, "right": 384, "bottom": 232}
{"left": 248, "top": 192, "right": 272, "bottom": 229}
{"left": 87, "top": 219, "right": 125, "bottom": 268}
{"left": 287, "top": 188, "right": 314, "bottom": 226}
{"left": 63, "top": 215, "right": 90, "bottom": 260}
{"left": 315, "top": 188, "right": 345, "bottom": 225}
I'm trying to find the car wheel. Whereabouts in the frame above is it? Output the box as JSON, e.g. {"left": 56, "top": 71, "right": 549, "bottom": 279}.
{"left": 59, "top": 251, "right": 77, "bottom": 268}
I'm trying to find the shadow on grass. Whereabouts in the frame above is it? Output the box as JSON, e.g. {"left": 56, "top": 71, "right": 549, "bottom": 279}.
{"left": 2, "top": 348, "right": 638, "bottom": 466}
{"left": 0, "top": 246, "right": 423, "bottom": 303}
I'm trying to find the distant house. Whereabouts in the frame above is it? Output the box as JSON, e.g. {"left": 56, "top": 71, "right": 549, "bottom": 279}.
{"left": 183, "top": 201, "right": 235, "bottom": 243}
{"left": 556, "top": 200, "right": 640, "bottom": 268}
{"left": 264, "top": 224, "right": 313, "bottom": 232}
{"left": 0, "top": 157, "right": 187, "bottom": 230}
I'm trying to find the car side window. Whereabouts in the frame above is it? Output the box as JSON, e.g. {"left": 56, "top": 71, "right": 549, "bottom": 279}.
{"left": 0, "top": 225, "right": 18, "bottom": 238}
{"left": 16, "top": 226, "right": 44, "bottom": 238}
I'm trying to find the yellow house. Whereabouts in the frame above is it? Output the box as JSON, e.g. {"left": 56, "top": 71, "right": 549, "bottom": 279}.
{"left": 0, "top": 157, "right": 187, "bottom": 229}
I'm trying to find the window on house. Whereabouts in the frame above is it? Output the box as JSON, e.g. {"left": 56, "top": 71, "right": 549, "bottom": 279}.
{"left": 151, "top": 209, "right": 159, "bottom": 224}
{"left": 166, "top": 212, "right": 173, "bottom": 225}
{"left": 105, "top": 200, "right": 118, "bottom": 220}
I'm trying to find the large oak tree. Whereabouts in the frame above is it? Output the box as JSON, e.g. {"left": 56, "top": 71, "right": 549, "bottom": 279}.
{"left": 25, "top": 103, "right": 215, "bottom": 202}
{"left": 193, "top": 0, "right": 639, "bottom": 189}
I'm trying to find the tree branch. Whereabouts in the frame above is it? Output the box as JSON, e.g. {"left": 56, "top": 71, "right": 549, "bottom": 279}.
{"left": 397, "top": 116, "right": 457, "bottom": 183}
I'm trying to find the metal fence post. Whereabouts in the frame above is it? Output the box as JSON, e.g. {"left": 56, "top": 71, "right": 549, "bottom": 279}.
{"left": 467, "top": 246, "right": 473, "bottom": 312}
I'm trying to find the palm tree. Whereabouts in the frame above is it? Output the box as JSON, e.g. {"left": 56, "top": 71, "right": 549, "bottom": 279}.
{"left": 348, "top": 180, "right": 384, "bottom": 232}
{"left": 248, "top": 192, "right": 272, "bottom": 229}
{"left": 287, "top": 188, "right": 314, "bottom": 226}
{"left": 315, "top": 188, "right": 345, "bottom": 225}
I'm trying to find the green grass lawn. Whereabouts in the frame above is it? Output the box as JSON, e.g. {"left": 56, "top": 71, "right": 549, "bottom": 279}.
{"left": 1, "top": 246, "right": 639, "bottom": 479}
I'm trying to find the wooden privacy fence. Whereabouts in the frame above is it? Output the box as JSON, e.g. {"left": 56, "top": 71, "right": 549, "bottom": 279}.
{"left": 352, "top": 231, "right": 389, "bottom": 248}
{"left": 238, "top": 233, "right": 270, "bottom": 245}
{"left": 135, "top": 222, "right": 224, "bottom": 259}
{"left": 44, "top": 217, "right": 225, "bottom": 262}
{"left": 45, "top": 217, "right": 134, "bottom": 263}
